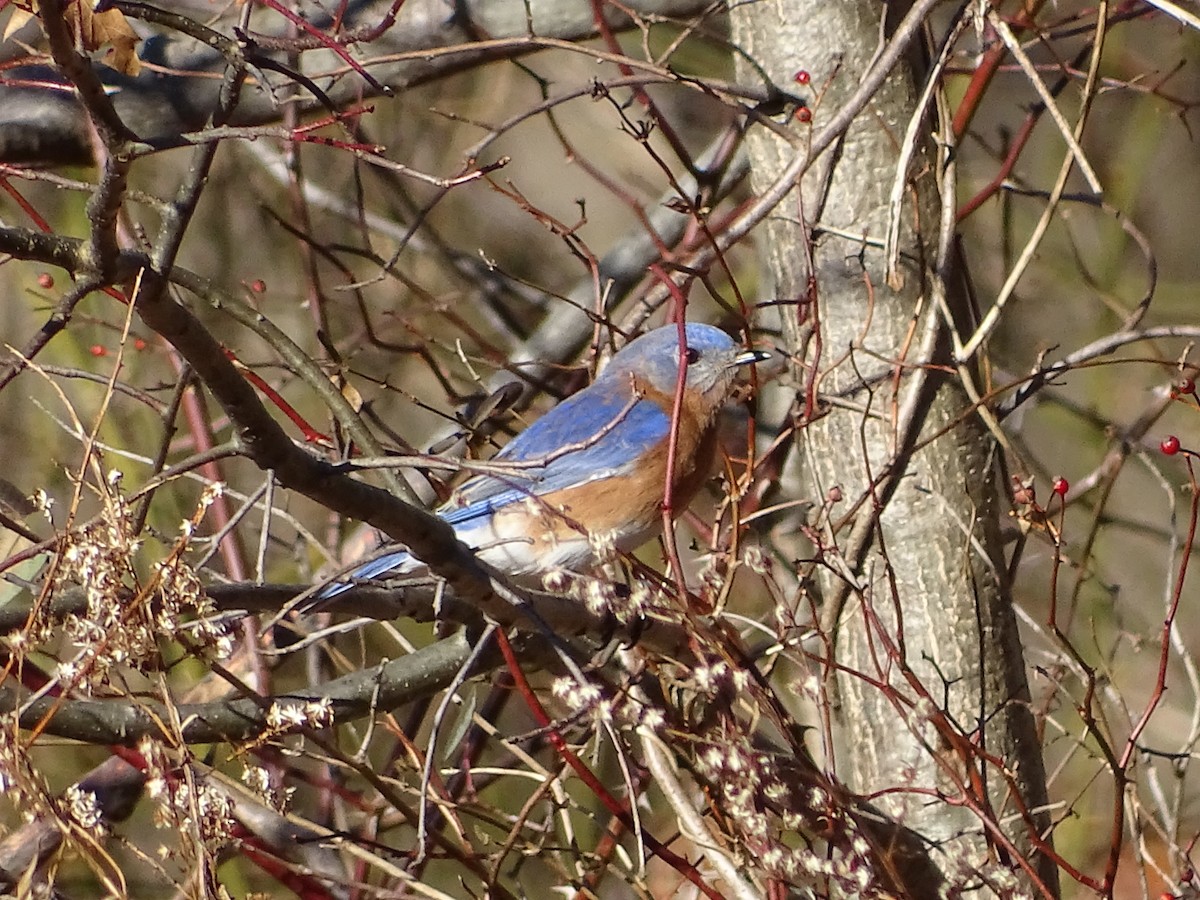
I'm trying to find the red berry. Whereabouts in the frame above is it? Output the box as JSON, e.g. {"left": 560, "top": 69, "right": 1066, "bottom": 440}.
{"left": 134, "top": 337, "right": 148, "bottom": 351}
{"left": 89, "top": 344, "right": 107, "bottom": 357}
{"left": 1051, "top": 477, "right": 1069, "bottom": 497}
{"left": 795, "top": 107, "right": 812, "bottom": 123}
{"left": 250, "top": 279, "right": 266, "bottom": 293}
{"left": 794, "top": 70, "right": 811, "bottom": 85}
{"left": 1179, "top": 377, "right": 1196, "bottom": 395}
{"left": 1161, "top": 435, "right": 1181, "bottom": 456}
{"left": 36, "top": 272, "right": 54, "bottom": 289}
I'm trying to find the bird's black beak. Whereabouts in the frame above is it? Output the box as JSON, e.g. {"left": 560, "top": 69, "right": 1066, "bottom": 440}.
{"left": 734, "top": 348, "right": 772, "bottom": 367}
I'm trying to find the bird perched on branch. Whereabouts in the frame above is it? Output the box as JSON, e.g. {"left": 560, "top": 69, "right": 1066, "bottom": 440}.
{"left": 319, "top": 322, "right": 767, "bottom": 598}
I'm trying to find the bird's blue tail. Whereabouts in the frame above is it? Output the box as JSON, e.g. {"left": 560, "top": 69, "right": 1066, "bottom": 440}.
{"left": 315, "top": 548, "right": 416, "bottom": 601}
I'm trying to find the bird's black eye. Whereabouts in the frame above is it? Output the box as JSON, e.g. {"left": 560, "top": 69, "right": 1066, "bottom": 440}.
{"left": 685, "top": 347, "right": 701, "bottom": 365}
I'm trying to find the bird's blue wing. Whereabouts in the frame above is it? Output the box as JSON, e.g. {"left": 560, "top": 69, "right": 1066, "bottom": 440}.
{"left": 317, "top": 379, "right": 670, "bottom": 600}
{"left": 444, "top": 383, "right": 669, "bottom": 520}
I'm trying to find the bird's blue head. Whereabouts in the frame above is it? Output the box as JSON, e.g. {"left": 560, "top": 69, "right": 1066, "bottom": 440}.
{"left": 601, "top": 323, "right": 765, "bottom": 411}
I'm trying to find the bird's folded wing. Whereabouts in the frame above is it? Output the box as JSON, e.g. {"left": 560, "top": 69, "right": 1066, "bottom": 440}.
{"left": 446, "top": 385, "right": 669, "bottom": 516}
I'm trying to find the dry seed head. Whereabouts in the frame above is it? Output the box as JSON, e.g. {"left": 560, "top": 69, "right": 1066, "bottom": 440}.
{"left": 587, "top": 529, "right": 618, "bottom": 562}
{"left": 541, "top": 568, "right": 572, "bottom": 592}
{"left": 583, "top": 578, "right": 612, "bottom": 614}
{"left": 62, "top": 785, "right": 106, "bottom": 836}
{"left": 742, "top": 545, "right": 770, "bottom": 574}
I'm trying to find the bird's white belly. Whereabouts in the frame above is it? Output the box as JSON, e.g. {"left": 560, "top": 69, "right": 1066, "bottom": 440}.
{"left": 451, "top": 508, "right": 594, "bottom": 575}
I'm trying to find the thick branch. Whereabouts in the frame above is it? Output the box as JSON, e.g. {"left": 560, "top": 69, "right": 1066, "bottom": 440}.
{"left": 0, "top": 225, "right": 517, "bottom": 611}
{"left": 3, "top": 631, "right": 481, "bottom": 744}
{"left": 0, "top": 0, "right": 718, "bottom": 164}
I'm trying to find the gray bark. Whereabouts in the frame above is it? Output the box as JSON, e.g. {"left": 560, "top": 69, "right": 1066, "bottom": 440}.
{"left": 729, "top": 1, "right": 1058, "bottom": 895}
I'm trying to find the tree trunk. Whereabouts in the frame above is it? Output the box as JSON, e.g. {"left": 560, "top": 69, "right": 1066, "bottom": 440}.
{"left": 730, "top": 2, "right": 1059, "bottom": 895}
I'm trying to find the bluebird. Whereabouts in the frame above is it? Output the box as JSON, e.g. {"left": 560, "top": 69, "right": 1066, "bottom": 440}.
{"left": 320, "top": 323, "right": 766, "bottom": 597}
